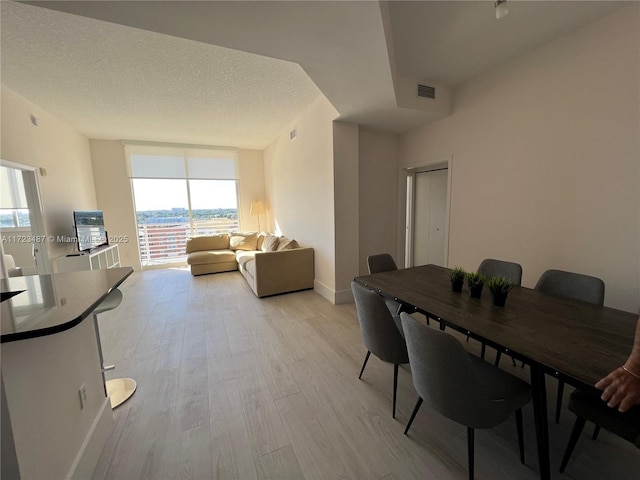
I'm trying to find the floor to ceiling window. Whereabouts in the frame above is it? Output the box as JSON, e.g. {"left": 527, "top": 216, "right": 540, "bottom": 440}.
{"left": 127, "top": 145, "right": 239, "bottom": 267}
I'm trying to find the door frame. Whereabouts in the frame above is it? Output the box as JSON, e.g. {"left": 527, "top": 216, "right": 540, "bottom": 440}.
{"left": 0, "top": 159, "right": 52, "bottom": 274}
{"left": 398, "top": 155, "right": 453, "bottom": 268}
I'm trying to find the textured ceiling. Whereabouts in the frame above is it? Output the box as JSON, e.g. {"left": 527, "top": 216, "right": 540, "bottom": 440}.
{"left": 1, "top": 1, "right": 629, "bottom": 149}
{"left": 1, "top": 1, "right": 321, "bottom": 149}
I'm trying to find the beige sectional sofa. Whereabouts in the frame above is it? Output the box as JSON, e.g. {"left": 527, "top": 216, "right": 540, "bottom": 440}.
{"left": 186, "top": 232, "right": 314, "bottom": 297}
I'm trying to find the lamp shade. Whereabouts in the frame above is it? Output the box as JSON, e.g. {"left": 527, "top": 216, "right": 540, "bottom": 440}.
{"left": 250, "top": 201, "right": 266, "bottom": 216}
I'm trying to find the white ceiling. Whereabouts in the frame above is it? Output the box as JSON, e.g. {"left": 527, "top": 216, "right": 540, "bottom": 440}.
{"left": 1, "top": 1, "right": 627, "bottom": 149}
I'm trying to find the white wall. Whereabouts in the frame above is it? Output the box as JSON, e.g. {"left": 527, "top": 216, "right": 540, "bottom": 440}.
{"left": 1, "top": 86, "right": 98, "bottom": 261}
{"left": 263, "top": 96, "right": 339, "bottom": 302}
{"left": 236, "top": 149, "right": 266, "bottom": 232}
{"left": 399, "top": 5, "right": 640, "bottom": 313}
{"left": 333, "top": 122, "right": 359, "bottom": 303}
{"left": 89, "top": 140, "right": 140, "bottom": 270}
{"left": 358, "top": 127, "right": 399, "bottom": 275}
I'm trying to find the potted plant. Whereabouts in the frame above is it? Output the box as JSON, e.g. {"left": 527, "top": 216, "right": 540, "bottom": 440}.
{"left": 466, "top": 272, "right": 485, "bottom": 298}
{"left": 487, "top": 276, "right": 514, "bottom": 307}
{"left": 449, "top": 267, "right": 466, "bottom": 292}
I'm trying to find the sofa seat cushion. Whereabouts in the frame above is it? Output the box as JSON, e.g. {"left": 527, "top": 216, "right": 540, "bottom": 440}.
{"left": 244, "top": 259, "right": 257, "bottom": 277}
{"left": 235, "top": 250, "right": 257, "bottom": 267}
{"left": 187, "top": 249, "right": 236, "bottom": 266}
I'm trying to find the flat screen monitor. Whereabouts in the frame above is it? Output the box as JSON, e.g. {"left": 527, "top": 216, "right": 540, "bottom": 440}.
{"left": 73, "top": 210, "right": 107, "bottom": 252}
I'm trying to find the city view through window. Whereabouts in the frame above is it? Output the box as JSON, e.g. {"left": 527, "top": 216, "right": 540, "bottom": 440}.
{"left": 133, "top": 179, "right": 239, "bottom": 266}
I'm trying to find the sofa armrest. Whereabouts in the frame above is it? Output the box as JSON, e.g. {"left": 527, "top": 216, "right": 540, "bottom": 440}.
{"left": 253, "top": 247, "right": 314, "bottom": 297}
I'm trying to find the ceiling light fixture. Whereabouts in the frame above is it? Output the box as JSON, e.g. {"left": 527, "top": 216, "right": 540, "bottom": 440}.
{"left": 495, "top": 0, "right": 508, "bottom": 19}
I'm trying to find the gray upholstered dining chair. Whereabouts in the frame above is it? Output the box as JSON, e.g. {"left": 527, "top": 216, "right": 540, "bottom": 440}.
{"left": 351, "top": 281, "right": 409, "bottom": 419}
{"left": 475, "top": 258, "right": 523, "bottom": 365}
{"left": 478, "top": 259, "right": 523, "bottom": 285}
{"left": 367, "top": 253, "right": 412, "bottom": 317}
{"left": 367, "top": 253, "right": 398, "bottom": 275}
{"left": 400, "top": 313, "right": 531, "bottom": 480}
{"left": 559, "top": 389, "right": 640, "bottom": 473}
{"left": 367, "top": 253, "right": 430, "bottom": 325}
{"left": 535, "top": 269, "right": 605, "bottom": 424}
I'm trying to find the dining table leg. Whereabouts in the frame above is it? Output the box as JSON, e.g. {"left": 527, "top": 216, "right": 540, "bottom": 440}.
{"left": 530, "top": 363, "right": 551, "bottom": 480}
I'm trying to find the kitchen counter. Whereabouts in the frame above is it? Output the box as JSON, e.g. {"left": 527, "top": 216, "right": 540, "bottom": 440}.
{"left": 1, "top": 267, "right": 133, "bottom": 343}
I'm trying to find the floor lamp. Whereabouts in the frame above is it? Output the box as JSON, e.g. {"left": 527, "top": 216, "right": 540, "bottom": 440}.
{"left": 250, "top": 200, "right": 266, "bottom": 232}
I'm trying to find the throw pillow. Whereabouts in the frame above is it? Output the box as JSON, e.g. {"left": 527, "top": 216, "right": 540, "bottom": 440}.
{"left": 261, "top": 234, "right": 280, "bottom": 252}
{"left": 186, "top": 234, "right": 229, "bottom": 253}
{"left": 277, "top": 237, "right": 299, "bottom": 251}
{"left": 229, "top": 231, "right": 258, "bottom": 251}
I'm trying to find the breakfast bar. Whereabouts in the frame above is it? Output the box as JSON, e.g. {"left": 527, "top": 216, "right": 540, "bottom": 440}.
{"left": 1, "top": 267, "right": 133, "bottom": 480}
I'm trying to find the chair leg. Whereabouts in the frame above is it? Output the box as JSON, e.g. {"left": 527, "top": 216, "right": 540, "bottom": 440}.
{"left": 404, "top": 397, "right": 423, "bottom": 434}
{"left": 494, "top": 350, "right": 502, "bottom": 366}
{"left": 559, "top": 416, "right": 587, "bottom": 473}
{"left": 555, "top": 379, "right": 565, "bottom": 424}
{"left": 467, "top": 427, "right": 475, "bottom": 480}
{"left": 393, "top": 363, "right": 399, "bottom": 419}
{"left": 515, "top": 408, "right": 525, "bottom": 464}
{"left": 592, "top": 424, "right": 601, "bottom": 440}
{"left": 481, "top": 343, "right": 487, "bottom": 360}
{"left": 358, "top": 351, "right": 371, "bottom": 380}
{"left": 495, "top": 351, "right": 517, "bottom": 367}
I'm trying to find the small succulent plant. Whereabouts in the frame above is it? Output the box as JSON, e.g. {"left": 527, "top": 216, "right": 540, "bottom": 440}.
{"left": 487, "top": 276, "right": 514, "bottom": 295}
{"left": 449, "top": 267, "right": 466, "bottom": 283}
{"left": 466, "top": 271, "right": 486, "bottom": 288}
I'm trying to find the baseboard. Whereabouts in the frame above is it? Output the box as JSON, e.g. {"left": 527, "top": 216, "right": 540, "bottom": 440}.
{"left": 313, "top": 280, "right": 335, "bottom": 303}
{"left": 334, "top": 287, "right": 354, "bottom": 305}
{"left": 67, "top": 398, "right": 113, "bottom": 480}
{"left": 313, "top": 281, "right": 354, "bottom": 305}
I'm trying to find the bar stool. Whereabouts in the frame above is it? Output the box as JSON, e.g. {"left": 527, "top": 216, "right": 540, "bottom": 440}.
{"left": 93, "top": 288, "right": 136, "bottom": 408}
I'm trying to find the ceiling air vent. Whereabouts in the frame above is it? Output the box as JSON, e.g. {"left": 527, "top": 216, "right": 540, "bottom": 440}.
{"left": 417, "top": 83, "right": 436, "bottom": 99}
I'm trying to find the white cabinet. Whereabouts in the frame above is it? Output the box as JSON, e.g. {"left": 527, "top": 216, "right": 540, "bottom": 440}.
{"left": 56, "top": 244, "right": 120, "bottom": 273}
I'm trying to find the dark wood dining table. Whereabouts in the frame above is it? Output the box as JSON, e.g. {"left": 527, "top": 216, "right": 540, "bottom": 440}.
{"left": 354, "top": 264, "right": 637, "bottom": 480}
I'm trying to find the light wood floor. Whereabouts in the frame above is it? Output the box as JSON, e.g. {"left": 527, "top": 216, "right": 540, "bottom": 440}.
{"left": 93, "top": 268, "right": 639, "bottom": 479}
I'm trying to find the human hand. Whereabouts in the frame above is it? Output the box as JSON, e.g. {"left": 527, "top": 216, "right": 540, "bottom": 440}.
{"left": 595, "top": 365, "right": 640, "bottom": 413}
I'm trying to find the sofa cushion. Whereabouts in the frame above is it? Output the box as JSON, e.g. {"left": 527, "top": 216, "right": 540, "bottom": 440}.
{"left": 244, "top": 259, "right": 257, "bottom": 277}
{"left": 256, "top": 234, "right": 265, "bottom": 251}
{"left": 186, "top": 234, "right": 229, "bottom": 253}
{"left": 230, "top": 232, "right": 258, "bottom": 251}
{"left": 187, "top": 249, "right": 236, "bottom": 266}
{"left": 262, "top": 234, "right": 280, "bottom": 252}
{"left": 277, "top": 236, "right": 299, "bottom": 251}
{"left": 235, "top": 250, "right": 257, "bottom": 267}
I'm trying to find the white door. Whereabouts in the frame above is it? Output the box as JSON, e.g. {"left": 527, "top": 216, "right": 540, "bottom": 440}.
{"left": 412, "top": 169, "right": 448, "bottom": 267}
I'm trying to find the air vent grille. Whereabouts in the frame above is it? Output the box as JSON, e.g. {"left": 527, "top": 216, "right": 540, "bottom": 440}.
{"left": 417, "top": 84, "right": 436, "bottom": 99}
